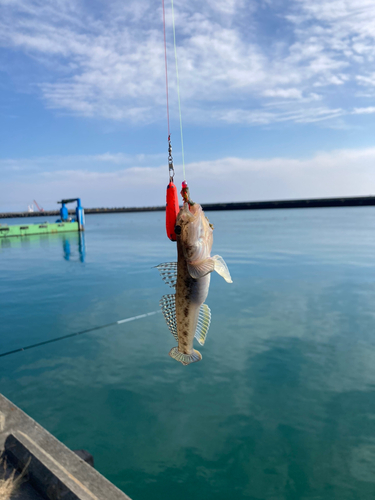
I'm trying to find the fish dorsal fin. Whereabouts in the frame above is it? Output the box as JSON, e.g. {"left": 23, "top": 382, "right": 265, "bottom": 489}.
{"left": 195, "top": 303, "right": 211, "bottom": 346}
{"left": 160, "top": 294, "right": 178, "bottom": 341}
{"left": 187, "top": 258, "right": 215, "bottom": 280}
{"left": 156, "top": 262, "right": 177, "bottom": 288}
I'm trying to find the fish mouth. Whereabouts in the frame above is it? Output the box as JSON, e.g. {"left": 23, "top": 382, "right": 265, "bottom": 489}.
{"left": 187, "top": 202, "right": 201, "bottom": 215}
{"left": 179, "top": 202, "right": 201, "bottom": 222}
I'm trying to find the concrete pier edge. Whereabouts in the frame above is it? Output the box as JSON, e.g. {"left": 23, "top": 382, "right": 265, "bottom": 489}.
{"left": 0, "top": 394, "right": 132, "bottom": 500}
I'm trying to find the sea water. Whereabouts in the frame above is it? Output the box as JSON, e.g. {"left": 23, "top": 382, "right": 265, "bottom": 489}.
{"left": 1, "top": 208, "right": 375, "bottom": 500}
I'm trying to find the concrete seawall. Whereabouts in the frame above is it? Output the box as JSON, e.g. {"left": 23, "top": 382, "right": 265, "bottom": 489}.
{"left": 0, "top": 394, "right": 132, "bottom": 499}
{"left": 1, "top": 195, "right": 375, "bottom": 218}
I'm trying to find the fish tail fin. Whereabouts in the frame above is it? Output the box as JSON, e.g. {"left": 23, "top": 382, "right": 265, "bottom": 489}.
{"left": 212, "top": 255, "right": 233, "bottom": 283}
{"left": 169, "top": 347, "right": 202, "bottom": 365}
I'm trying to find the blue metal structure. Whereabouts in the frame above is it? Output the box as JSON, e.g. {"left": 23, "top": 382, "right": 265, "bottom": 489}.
{"left": 57, "top": 198, "right": 85, "bottom": 231}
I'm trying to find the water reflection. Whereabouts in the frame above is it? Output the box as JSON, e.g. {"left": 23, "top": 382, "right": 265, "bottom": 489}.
{"left": 63, "top": 232, "right": 85, "bottom": 262}
{"left": 1, "top": 231, "right": 86, "bottom": 262}
{"left": 63, "top": 238, "right": 71, "bottom": 261}
{"left": 79, "top": 232, "right": 86, "bottom": 263}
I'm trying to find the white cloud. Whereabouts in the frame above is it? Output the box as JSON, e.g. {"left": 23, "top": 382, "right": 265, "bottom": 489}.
{"left": 2, "top": 147, "right": 375, "bottom": 211}
{"left": 352, "top": 106, "right": 375, "bottom": 114}
{"left": 0, "top": 151, "right": 165, "bottom": 171}
{"left": 215, "top": 106, "right": 345, "bottom": 125}
{"left": 1, "top": 0, "right": 375, "bottom": 125}
{"left": 356, "top": 73, "right": 375, "bottom": 87}
{"left": 262, "top": 88, "right": 303, "bottom": 99}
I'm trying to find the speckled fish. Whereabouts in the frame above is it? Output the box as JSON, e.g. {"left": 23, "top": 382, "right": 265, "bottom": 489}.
{"left": 157, "top": 196, "right": 232, "bottom": 365}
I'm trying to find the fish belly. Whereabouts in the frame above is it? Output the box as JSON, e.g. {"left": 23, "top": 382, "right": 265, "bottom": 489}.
{"left": 175, "top": 259, "right": 210, "bottom": 355}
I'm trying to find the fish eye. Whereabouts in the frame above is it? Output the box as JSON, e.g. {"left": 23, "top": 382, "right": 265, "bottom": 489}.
{"left": 175, "top": 225, "right": 182, "bottom": 235}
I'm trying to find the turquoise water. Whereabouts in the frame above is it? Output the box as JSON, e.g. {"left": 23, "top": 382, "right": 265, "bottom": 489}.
{"left": 1, "top": 208, "right": 375, "bottom": 499}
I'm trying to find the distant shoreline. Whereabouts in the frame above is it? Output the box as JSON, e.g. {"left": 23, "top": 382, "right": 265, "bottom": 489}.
{"left": 1, "top": 195, "right": 374, "bottom": 219}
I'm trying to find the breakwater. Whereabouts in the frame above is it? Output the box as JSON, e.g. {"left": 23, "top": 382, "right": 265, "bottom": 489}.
{"left": 1, "top": 195, "right": 375, "bottom": 218}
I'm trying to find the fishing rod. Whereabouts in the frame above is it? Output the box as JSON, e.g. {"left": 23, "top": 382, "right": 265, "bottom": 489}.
{"left": 0, "top": 310, "right": 161, "bottom": 359}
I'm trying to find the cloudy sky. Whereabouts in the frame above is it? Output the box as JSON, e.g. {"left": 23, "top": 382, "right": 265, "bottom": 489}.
{"left": 1, "top": 0, "right": 375, "bottom": 211}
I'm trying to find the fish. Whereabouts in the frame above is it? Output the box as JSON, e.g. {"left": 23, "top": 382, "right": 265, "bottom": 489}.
{"left": 157, "top": 196, "right": 232, "bottom": 365}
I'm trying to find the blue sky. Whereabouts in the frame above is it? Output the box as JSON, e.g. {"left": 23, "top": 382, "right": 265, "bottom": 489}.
{"left": 1, "top": 0, "right": 375, "bottom": 211}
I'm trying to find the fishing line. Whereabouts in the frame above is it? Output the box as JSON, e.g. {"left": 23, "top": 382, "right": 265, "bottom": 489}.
{"left": 162, "top": 0, "right": 170, "bottom": 138}
{"left": 170, "top": 0, "right": 186, "bottom": 181}
{"left": 0, "top": 310, "right": 161, "bottom": 359}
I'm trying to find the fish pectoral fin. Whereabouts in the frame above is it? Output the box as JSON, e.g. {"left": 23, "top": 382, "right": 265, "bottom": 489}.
{"left": 159, "top": 294, "right": 178, "bottom": 341}
{"left": 155, "top": 262, "right": 177, "bottom": 288}
{"left": 187, "top": 258, "right": 215, "bottom": 279}
{"left": 212, "top": 255, "right": 233, "bottom": 283}
{"left": 187, "top": 256, "right": 232, "bottom": 283}
{"left": 195, "top": 303, "right": 211, "bottom": 346}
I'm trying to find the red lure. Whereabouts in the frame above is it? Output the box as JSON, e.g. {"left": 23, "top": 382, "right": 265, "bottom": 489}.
{"left": 166, "top": 181, "right": 180, "bottom": 241}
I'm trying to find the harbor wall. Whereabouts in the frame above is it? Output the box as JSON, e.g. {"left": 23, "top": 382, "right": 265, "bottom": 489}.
{"left": 1, "top": 195, "right": 375, "bottom": 218}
